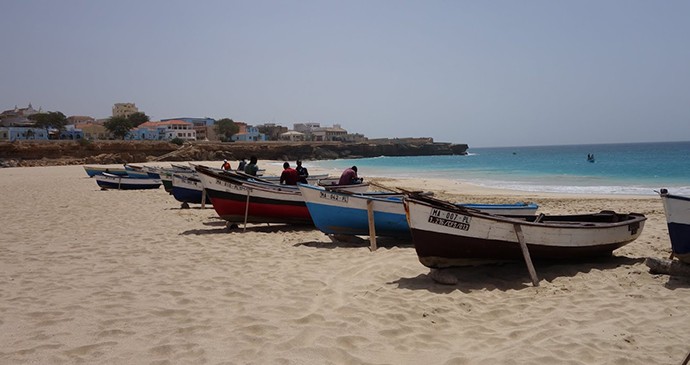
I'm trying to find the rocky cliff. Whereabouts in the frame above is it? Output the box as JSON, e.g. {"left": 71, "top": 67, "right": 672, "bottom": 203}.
{"left": 0, "top": 139, "right": 468, "bottom": 167}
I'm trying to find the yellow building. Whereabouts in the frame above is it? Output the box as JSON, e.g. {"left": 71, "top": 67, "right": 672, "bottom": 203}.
{"left": 112, "top": 103, "right": 139, "bottom": 118}
{"left": 76, "top": 123, "right": 112, "bottom": 140}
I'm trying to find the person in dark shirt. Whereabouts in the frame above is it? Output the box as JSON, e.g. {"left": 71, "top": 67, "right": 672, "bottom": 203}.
{"left": 280, "top": 162, "right": 299, "bottom": 185}
{"left": 244, "top": 156, "right": 259, "bottom": 176}
{"left": 295, "top": 160, "right": 309, "bottom": 184}
{"left": 237, "top": 158, "right": 247, "bottom": 171}
{"left": 338, "top": 166, "right": 362, "bottom": 185}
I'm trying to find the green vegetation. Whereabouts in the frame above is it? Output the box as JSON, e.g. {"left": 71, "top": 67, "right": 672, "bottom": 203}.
{"left": 27, "top": 111, "right": 68, "bottom": 131}
{"left": 104, "top": 113, "right": 151, "bottom": 139}
{"left": 215, "top": 118, "right": 238, "bottom": 141}
{"left": 170, "top": 137, "right": 184, "bottom": 146}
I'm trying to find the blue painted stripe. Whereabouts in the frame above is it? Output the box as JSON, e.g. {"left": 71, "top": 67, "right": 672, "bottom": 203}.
{"left": 305, "top": 202, "right": 410, "bottom": 238}
{"left": 667, "top": 222, "right": 690, "bottom": 254}
{"left": 172, "top": 186, "right": 211, "bottom": 204}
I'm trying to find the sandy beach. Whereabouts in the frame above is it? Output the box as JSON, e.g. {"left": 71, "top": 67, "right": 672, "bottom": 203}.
{"left": 1, "top": 162, "right": 688, "bottom": 365}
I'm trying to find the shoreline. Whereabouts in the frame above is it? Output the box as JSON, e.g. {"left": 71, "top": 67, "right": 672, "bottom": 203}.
{"left": 1, "top": 163, "right": 687, "bottom": 364}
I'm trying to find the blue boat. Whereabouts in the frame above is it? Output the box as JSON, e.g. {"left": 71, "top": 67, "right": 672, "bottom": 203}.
{"left": 95, "top": 173, "right": 162, "bottom": 190}
{"left": 171, "top": 174, "right": 212, "bottom": 205}
{"left": 298, "top": 184, "right": 539, "bottom": 239}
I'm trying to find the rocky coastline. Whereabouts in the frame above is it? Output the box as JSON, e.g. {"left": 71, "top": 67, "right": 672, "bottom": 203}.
{"left": 0, "top": 138, "right": 468, "bottom": 167}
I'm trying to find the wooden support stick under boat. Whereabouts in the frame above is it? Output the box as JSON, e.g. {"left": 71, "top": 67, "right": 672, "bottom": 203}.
{"left": 645, "top": 257, "right": 690, "bottom": 277}
{"left": 243, "top": 189, "right": 251, "bottom": 232}
{"left": 366, "top": 199, "right": 378, "bottom": 251}
{"left": 514, "top": 223, "right": 540, "bottom": 287}
{"left": 201, "top": 188, "right": 206, "bottom": 209}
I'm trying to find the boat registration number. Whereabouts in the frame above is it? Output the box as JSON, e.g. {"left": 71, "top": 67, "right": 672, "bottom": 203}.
{"left": 428, "top": 208, "right": 471, "bottom": 231}
{"left": 320, "top": 191, "right": 348, "bottom": 203}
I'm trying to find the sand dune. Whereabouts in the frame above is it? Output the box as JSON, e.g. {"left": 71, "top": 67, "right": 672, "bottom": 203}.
{"left": 0, "top": 164, "right": 688, "bottom": 364}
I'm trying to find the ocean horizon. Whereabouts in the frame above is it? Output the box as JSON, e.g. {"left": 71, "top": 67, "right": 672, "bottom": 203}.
{"left": 306, "top": 141, "right": 690, "bottom": 196}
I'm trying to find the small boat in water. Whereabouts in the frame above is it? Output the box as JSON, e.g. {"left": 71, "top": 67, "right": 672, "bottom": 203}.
{"left": 95, "top": 173, "right": 162, "bottom": 190}
{"left": 658, "top": 189, "right": 690, "bottom": 264}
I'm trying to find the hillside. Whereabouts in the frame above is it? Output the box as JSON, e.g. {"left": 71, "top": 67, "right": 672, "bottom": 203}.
{"left": 0, "top": 139, "right": 468, "bottom": 167}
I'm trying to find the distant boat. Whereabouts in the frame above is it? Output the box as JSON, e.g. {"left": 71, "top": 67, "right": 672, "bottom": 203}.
{"left": 84, "top": 165, "right": 150, "bottom": 178}
{"left": 658, "top": 189, "right": 690, "bottom": 264}
{"left": 83, "top": 165, "right": 127, "bottom": 177}
{"left": 587, "top": 154, "right": 595, "bottom": 163}
{"left": 95, "top": 173, "right": 162, "bottom": 190}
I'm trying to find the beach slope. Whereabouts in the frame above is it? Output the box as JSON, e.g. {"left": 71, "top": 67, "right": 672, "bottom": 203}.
{"left": 0, "top": 164, "right": 688, "bottom": 364}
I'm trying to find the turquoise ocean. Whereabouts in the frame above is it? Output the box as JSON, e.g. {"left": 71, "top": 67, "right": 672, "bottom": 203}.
{"left": 308, "top": 141, "right": 690, "bottom": 196}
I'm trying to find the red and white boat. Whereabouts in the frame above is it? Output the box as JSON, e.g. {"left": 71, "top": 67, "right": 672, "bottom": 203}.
{"left": 195, "top": 165, "right": 313, "bottom": 225}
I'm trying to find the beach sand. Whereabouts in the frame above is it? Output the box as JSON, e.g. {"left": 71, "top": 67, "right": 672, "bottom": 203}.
{"left": 1, "top": 163, "right": 688, "bottom": 364}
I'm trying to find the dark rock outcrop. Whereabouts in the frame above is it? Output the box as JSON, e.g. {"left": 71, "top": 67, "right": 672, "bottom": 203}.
{"left": 0, "top": 139, "right": 468, "bottom": 167}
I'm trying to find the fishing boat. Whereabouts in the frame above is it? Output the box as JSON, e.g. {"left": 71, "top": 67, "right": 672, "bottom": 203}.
{"left": 260, "top": 173, "right": 331, "bottom": 185}
{"left": 298, "top": 184, "right": 539, "bottom": 238}
{"left": 171, "top": 173, "right": 212, "bottom": 205}
{"left": 229, "top": 169, "right": 371, "bottom": 194}
{"left": 403, "top": 192, "right": 646, "bottom": 268}
{"left": 83, "top": 165, "right": 128, "bottom": 177}
{"left": 125, "top": 164, "right": 163, "bottom": 179}
{"left": 157, "top": 165, "right": 196, "bottom": 193}
{"left": 95, "top": 173, "right": 162, "bottom": 190}
{"left": 658, "top": 189, "right": 690, "bottom": 264}
{"left": 195, "top": 165, "right": 313, "bottom": 225}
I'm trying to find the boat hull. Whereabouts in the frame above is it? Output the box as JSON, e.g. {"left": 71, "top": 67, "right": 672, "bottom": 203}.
{"left": 299, "top": 184, "right": 541, "bottom": 239}
{"left": 659, "top": 190, "right": 690, "bottom": 263}
{"left": 404, "top": 194, "right": 646, "bottom": 268}
{"left": 299, "top": 184, "right": 410, "bottom": 238}
{"left": 171, "top": 174, "right": 212, "bottom": 205}
{"left": 95, "top": 174, "right": 162, "bottom": 190}
{"left": 83, "top": 165, "right": 127, "bottom": 177}
{"left": 196, "top": 167, "right": 312, "bottom": 225}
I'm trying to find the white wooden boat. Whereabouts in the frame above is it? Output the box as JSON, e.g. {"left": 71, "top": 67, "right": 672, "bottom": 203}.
{"left": 659, "top": 189, "right": 690, "bottom": 264}
{"left": 404, "top": 192, "right": 646, "bottom": 269}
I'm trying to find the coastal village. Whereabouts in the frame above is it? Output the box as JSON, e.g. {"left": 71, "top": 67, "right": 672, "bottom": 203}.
{"left": 0, "top": 102, "right": 367, "bottom": 143}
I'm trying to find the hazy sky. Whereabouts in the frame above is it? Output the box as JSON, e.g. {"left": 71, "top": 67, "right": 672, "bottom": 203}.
{"left": 2, "top": 1, "right": 689, "bottom": 147}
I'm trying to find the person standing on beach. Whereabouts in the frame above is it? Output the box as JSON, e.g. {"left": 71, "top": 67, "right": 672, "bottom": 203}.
{"left": 279, "top": 162, "right": 299, "bottom": 185}
{"left": 338, "top": 166, "right": 362, "bottom": 185}
{"left": 221, "top": 159, "right": 231, "bottom": 171}
{"left": 244, "top": 156, "right": 259, "bottom": 176}
{"left": 237, "top": 158, "right": 247, "bottom": 171}
{"left": 295, "top": 160, "right": 309, "bottom": 184}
